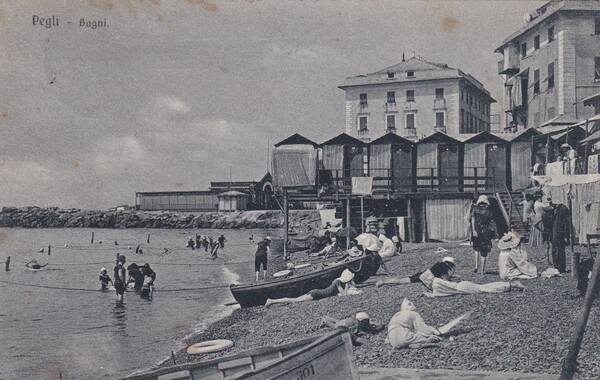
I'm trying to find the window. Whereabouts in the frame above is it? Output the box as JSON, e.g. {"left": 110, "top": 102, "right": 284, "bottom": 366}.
{"left": 406, "top": 71, "right": 415, "bottom": 78}
{"left": 547, "top": 62, "right": 555, "bottom": 89}
{"left": 595, "top": 57, "right": 600, "bottom": 81}
{"left": 596, "top": 19, "right": 600, "bottom": 35}
{"left": 406, "top": 90, "right": 415, "bottom": 102}
{"left": 359, "top": 93, "right": 368, "bottom": 107}
{"left": 521, "top": 42, "right": 527, "bottom": 58}
{"left": 406, "top": 113, "right": 415, "bottom": 129}
{"left": 435, "top": 112, "right": 445, "bottom": 128}
{"left": 460, "top": 109, "right": 465, "bottom": 130}
{"left": 387, "top": 91, "right": 396, "bottom": 103}
{"left": 469, "top": 95, "right": 473, "bottom": 106}
{"left": 386, "top": 114, "right": 396, "bottom": 130}
{"left": 470, "top": 115, "right": 474, "bottom": 131}
{"left": 387, "top": 72, "right": 395, "bottom": 79}
{"left": 534, "top": 69, "right": 540, "bottom": 94}
{"left": 534, "top": 35, "right": 540, "bottom": 50}
{"left": 359, "top": 116, "right": 368, "bottom": 131}
{"left": 548, "top": 107, "right": 555, "bottom": 119}
{"left": 435, "top": 88, "right": 444, "bottom": 100}
{"left": 461, "top": 90, "right": 464, "bottom": 101}
{"left": 548, "top": 26, "right": 554, "bottom": 42}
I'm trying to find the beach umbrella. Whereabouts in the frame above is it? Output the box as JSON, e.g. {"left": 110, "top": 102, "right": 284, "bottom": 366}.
{"left": 336, "top": 227, "right": 359, "bottom": 239}
{"left": 355, "top": 233, "right": 380, "bottom": 249}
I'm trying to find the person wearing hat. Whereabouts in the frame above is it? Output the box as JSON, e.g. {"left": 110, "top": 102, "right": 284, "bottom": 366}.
{"left": 113, "top": 255, "right": 127, "bottom": 303}
{"left": 470, "top": 194, "right": 496, "bottom": 275}
{"left": 561, "top": 143, "right": 578, "bottom": 174}
{"left": 378, "top": 234, "right": 396, "bottom": 259}
{"left": 255, "top": 236, "right": 271, "bottom": 282}
{"left": 99, "top": 267, "right": 113, "bottom": 291}
{"left": 376, "top": 257, "right": 457, "bottom": 289}
{"left": 498, "top": 231, "right": 538, "bottom": 280}
{"left": 265, "top": 269, "right": 356, "bottom": 307}
{"left": 310, "top": 237, "right": 340, "bottom": 258}
{"left": 424, "top": 274, "right": 524, "bottom": 297}
{"left": 319, "top": 311, "right": 385, "bottom": 346}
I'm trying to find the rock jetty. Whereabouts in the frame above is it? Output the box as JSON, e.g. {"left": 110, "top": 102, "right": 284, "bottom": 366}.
{"left": 0, "top": 207, "right": 321, "bottom": 229}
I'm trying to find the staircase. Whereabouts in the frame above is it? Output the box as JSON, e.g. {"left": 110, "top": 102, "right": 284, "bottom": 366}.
{"left": 495, "top": 191, "right": 528, "bottom": 239}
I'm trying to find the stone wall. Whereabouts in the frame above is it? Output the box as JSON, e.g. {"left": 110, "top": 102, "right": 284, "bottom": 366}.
{"left": 0, "top": 207, "right": 321, "bottom": 230}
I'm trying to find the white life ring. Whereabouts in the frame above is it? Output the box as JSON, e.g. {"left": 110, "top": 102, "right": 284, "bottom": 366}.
{"left": 186, "top": 339, "right": 234, "bottom": 355}
{"left": 273, "top": 269, "right": 292, "bottom": 278}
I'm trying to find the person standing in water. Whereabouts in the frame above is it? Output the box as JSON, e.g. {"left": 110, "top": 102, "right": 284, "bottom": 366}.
{"left": 99, "top": 268, "right": 113, "bottom": 291}
{"left": 114, "top": 255, "right": 127, "bottom": 303}
{"left": 255, "top": 236, "right": 271, "bottom": 282}
{"left": 218, "top": 234, "right": 227, "bottom": 248}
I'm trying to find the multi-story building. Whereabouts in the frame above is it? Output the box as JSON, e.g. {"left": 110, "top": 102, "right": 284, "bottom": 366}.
{"left": 338, "top": 57, "right": 496, "bottom": 142}
{"left": 496, "top": 0, "right": 600, "bottom": 131}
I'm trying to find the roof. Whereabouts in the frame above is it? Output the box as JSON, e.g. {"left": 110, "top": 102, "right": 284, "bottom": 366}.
{"left": 498, "top": 128, "right": 541, "bottom": 142}
{"left": 218, "top": 190, "right": 247, "bottom": 197}
{"left": 580, "top": 130, "right": 600, "bottom": 144}
{"left": 583, "top": 92, "right": 600, "bottom": 106}
{"left": 461, "top": 131, "right": 508, "bottom": 144}
{"left": 537, "top": 115, "right": 578, "bottom": 128}
{"left": 495, "top": 1, "right": 600, "bottom": 53}
{"left": 338, "top": 57, "right": 495, "bottom": 101}
{"left": 274, "top": 133, "right": 318, "bottom": 148}
{"left": 369, "top": 133, "right": 413, "bottom": 145}
{"left": 572, "top": 113, "right": 600, "bottom": 128}
{"left": 417, "top": 132, "right": 460, "bottom": 145}
{"left": 320, "top": 133, "right": 365, "bottom": 146}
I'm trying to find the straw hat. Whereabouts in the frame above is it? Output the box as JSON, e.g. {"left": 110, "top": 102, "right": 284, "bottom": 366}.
{"left": 355, "top": 312, "right": 370, "bottom": 321}
{"left": 364, "top": 242, "right": 380, "bottom": 252}
{"left": 498, "top": 231, "right": 522, "bottom": 250}
{"left": 561, "top": 143, "right": 572, "bottom": 149}
{"left": 391, "top": 236, "right": 399, "bottom": 243}
{"left": 347, "top": 246, "right": 363, "bottom": 257}
{"left": 339, "top": 269, "right": 355, "bottom": 283}
{"left": 264, "top": 236, "right": 272, "bottom": 241}
{"left": 442, "top": 256, "right": 455, "bottom": 265}
{"left": 100, "top": 267, "right": 107, "bottom": 273}
{"left": 476, "top": 195, "right": 490, "bottom": 205}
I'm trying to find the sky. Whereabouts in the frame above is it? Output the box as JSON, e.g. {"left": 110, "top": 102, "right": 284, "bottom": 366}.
{"left": 0, "top": 0, "right": 546, "bottom": 209}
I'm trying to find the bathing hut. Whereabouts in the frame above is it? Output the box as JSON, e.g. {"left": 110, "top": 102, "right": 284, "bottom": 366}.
{"left": 505, "top": 128, "right": 540, "bottom": 191}
{"left": 272, "top": 133, "right": 319, "bottom": 189}
{"left": 218, "top": 191, "right": 247, "bottom": 212}
{"left": 369, "top": 133, "right": 415, "bottom": 193}
{"left": 415, "top": 132, "right": 462, "bottom": 191}
{"left": 461, "top": 132, "right": 509, "bottom": 192}
{"left": 320, "top": 133, "right": 366, "bottom": 192}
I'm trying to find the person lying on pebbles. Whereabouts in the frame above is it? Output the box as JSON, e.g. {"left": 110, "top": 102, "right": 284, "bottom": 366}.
{"left": 387, "top": 298, "right": 472, "bottom": 349}
{"left": 422, "top": 277, "right": 525, "bottom": 297}
{"left": 265, "top": 269, "right": 356, "bottom": 307}
{"left": 376, "top": 256, "right": 459, "bottom": 289}
{"left": 319, "top": 312, "right": 385, "bottom": 346}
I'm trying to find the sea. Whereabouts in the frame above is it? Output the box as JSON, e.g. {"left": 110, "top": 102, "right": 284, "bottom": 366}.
{"left": 0, "top": 228, "right": 272, "bottom": 380}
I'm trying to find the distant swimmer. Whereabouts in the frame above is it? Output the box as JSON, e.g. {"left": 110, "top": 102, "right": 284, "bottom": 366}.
{"left": 211, "top": 241, "right": 220, "bottom": 259}
{"left": 163, "top": 248, "right": 170, "bottom": 254}
{"left": 249, "top": 234, "right": 254, "bottom": 243}
{"left": 99, "top": 267, "right": 113, "bottom": 291}
{"left": 202, "top": 236, "right": 209, "bottom": 252}
{"left": 25, "top": 259, "right": 47, "bottom": 270}
{"left": 136, "top": 245, "right": 140, "bottom": 253}
{"left": 114, "top": 241, "right": 119, "bottom": 246}
{"left": 5, "top": 256, "right": 10, "bottom": 272}
{"left": 187, "top": 238, "right": 195, "bottom": 250}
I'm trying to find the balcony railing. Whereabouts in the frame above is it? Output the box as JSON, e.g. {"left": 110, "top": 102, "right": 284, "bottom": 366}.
{"left": 404, "top": 102, "right": 416, "bottom": 111}
{"left": 433, "top": 98, "right": 446, "bottom": 109}
{"left": 434, "top": 125, "right": 447, "bottom": 133}
{"left": 402, "top": 128, "right": 417, "bottom": 139}
{"left": 315, "top": 167, "right": 496, "bottom": 199}
{"left": 359, "top": 102, "right": 368, "bottom": 110}
{"left": 385, "top": 127, "right": 397, "bottom": 134}
{"left": 384, "top": 101, "right": 397, "bottom": 112}
{"left": 498, "top": 58, "right": 519, "bottom": 75}
{"left": 357, "top": 129, "right": 370, "bottom": 140}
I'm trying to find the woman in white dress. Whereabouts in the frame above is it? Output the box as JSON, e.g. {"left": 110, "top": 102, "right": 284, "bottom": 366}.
{"left": 498, "top": 231, "right": 538, "bottom": 280}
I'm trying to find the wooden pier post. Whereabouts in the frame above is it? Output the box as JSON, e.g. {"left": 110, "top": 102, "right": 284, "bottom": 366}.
{"left": 283, "top": 189, "right": 289, "bottom": 261}
{"left": 559, "top": 255, "right": 600, "bottom": 380}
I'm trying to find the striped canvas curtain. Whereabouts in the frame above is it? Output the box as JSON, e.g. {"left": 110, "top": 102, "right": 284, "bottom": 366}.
{"left": 417, "top": 143, "right": 438, "bottom": 187}
{"left": 369, "top": 144, "right": 391, "bottom": 187}
{"left": 511, "top": 141, "right": 531, "bottom": 190}
{"left": 426, "top": 198, "right": 472, "bottom": 242}
{"left": 322, "top": 145, "right": 344, "bottom": 171}
{"left": 464, "top": 143, "right": 486, "bottom": 188}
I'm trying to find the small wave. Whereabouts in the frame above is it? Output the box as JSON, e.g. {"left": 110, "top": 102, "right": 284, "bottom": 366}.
{"left": 221, "top": 267, "right": 241, "bottom": 285}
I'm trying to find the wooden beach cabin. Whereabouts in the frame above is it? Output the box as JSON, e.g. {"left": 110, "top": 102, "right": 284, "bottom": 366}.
{"left": 272, "top": 134, "right": 319, "bottom": 190}
{"left": 320, "top": 133, "right": 367, "bottom": 193}
{"left": 505, "top": 128, "right": 541, "bottom": 191}
{"left": 218, "top": 191, "right": 248, "bottom": 212}
{"left": 415, "top": 132, "right": 462, "bottom": 192}
{"left": 461, "top": 132, "right": 509, "bottom": 192}
{"left": 369, "top": 133, "right": 415, "bottom": 193}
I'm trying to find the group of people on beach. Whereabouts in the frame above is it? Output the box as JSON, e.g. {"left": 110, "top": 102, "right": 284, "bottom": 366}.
{"left": 101, "top": 254, "right": 156, "bottom": 303}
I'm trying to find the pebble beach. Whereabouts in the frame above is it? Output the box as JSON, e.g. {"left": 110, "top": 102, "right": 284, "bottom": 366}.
{"left": 157, "top": 241, "right": 600, "bottom": 379}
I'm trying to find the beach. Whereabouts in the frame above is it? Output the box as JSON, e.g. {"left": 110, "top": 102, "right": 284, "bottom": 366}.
{"left": 159, "top": 242, "right": 600, "bottom": 380}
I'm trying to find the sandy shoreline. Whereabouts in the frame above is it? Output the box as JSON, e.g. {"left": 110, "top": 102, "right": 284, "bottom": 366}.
{"left": 151, "top": 242, "right": 600, "bottom": 379}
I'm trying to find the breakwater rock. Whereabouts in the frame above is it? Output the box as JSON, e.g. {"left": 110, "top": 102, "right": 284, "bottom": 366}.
{"left": 0, "top": 207, "right": 322, "bottom": 229}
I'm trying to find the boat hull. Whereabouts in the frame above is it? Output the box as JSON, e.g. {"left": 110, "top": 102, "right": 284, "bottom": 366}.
{"left": 230, "top": 254, "right": 380, "bottom": 308}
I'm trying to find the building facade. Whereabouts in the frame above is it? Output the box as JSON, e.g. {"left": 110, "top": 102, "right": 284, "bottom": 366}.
{"left": 496, "top": 0, "right": 600, "bottom": 131}
{"left": 338, "top": 57, "right": 496, "bottom": 142}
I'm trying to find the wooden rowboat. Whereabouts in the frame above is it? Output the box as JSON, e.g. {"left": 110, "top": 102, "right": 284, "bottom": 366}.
{"left": 230, "top": 254, "right": 380, "bottom": 308}
{"left": 122, "top": 331, "right": 359, "bottom": 380}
